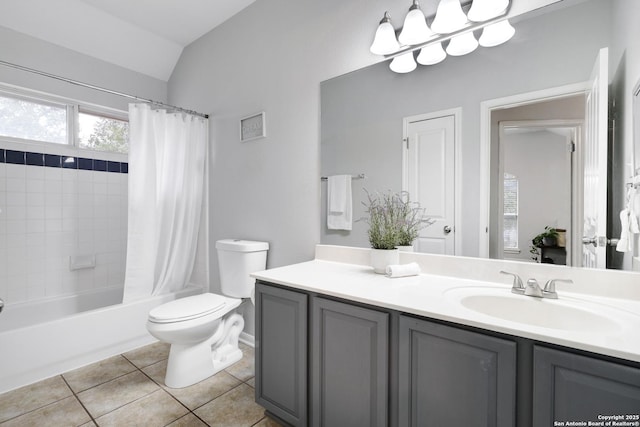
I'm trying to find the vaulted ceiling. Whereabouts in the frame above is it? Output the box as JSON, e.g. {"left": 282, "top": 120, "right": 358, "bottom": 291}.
{"left": 0, "top": 0, "right": 256, "bottom": 81}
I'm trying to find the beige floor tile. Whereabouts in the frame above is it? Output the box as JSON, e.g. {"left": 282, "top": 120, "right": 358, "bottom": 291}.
{"left": 166, "top": 413, "right": 208, "bottom": 426}
{"left": 77, "top": 370, "right": 159, "bottom": 418}
{"left": 63, "top": 355, "right": 136, "bottom": 392}
{"left": 95, "top": 389, "right": 188, "bottom": 427}
{"left": 140, "top": 359, "right": 168, "bottom": 385}
{"left": 143, "top": 358, "right": 243, "bottom": 410}
{"left": 167, "top": 371, "right": 242, "bottom": 410}
{"left": 0, "top": 376, "right": 72, "bottom": 423}
{"left": 0, "top": 396, "right": 91, "bottom": 427}
{"left": 123, "top": 341, "right": 170, "bottom": 368}
{"left": 246, "top": 377, "right": 256, "bottom": 388}
{"left": 225, "top": 344, "right": 255, "bottom": 382}
{"left": 253, "top": 415, "right": 285, "bottom": 427}
{"left": 194, "top": 383, "right": 265, "bottom": 427}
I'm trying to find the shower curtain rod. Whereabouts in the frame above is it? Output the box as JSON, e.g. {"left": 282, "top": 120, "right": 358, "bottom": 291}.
{"left": 0, "top": 59, "right": 209, "bottom": 119}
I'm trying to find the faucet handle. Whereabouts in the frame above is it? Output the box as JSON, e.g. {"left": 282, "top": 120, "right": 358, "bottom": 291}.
{"left": 500, "top": 270, "right": 525, "bottom": 294}
{"left": 542, "top": 279, "right": 573, "bottom": 299}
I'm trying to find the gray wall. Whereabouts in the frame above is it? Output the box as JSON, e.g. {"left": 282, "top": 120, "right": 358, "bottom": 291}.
{"left": 320, "top": 0, "right": 611, "bottom": 256}
{"left": 502, "top": 130, "right": 570, "bottom": 262}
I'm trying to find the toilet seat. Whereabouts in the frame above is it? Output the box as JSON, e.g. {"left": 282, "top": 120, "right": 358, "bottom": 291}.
{"left": 148, "top": 293, "right": 227, "bottom": 323}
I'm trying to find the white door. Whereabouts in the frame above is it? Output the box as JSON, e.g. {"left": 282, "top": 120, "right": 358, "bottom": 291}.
{"left": 403, "top": 113, "right": 456, "bottom": 254}
{"left": 582, "top": 47, "right": 609, "bottom": 269}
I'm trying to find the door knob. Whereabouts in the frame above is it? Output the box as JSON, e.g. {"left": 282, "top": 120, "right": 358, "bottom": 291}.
{"left": 443, "top": 225, "right": 452, "bottom": 234}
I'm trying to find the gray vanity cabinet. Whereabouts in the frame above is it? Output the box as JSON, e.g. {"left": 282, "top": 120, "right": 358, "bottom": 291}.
{"left": 255, "top": 283, "right": 308, "bottom": 427}
{"left": 533, "top": 346, "right": 640, "bottom": 426}
{"left": 398, "top": 316, "right": 517, "bottom": 427}
{"left": 310, "top": 297, "right": 389, "bottom": 427}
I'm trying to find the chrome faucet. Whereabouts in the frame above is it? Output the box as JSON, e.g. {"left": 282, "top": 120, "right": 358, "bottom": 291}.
{"left": 541, "top": 279, "right": 573, "bottom": 299}
{"left": 500, "top": 272, "right": 573, "bottom": 299}
{"left": 500, "top": 271, "right": 525, "bottom": 295}
{"left": 0, "top": 297, "right": 4, "bottom": 314}
{"left": 524, "top": 278, "right": 544, "bottom": 297}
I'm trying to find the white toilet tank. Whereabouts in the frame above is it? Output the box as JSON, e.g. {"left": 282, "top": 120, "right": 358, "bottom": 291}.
{"left": 216, "top": 239, "right": 269, "bottom": 298}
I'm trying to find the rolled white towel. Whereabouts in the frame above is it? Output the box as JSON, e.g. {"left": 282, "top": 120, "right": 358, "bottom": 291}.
{"left": 386, "top": 262, "right": 421, "bottom": 278}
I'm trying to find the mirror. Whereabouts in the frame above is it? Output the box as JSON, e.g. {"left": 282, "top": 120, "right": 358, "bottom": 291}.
{"left": 320, "top": 0, "right": 637, "bottom": 271}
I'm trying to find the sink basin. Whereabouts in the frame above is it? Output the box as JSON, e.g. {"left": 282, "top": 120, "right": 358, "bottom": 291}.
{"left": 444, "top": 286, "right": 629, "bottom": 333}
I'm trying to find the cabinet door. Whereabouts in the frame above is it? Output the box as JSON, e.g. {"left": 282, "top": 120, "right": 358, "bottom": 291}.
{"left": 533, "top": 346, "right": 640, "bottom": 426}
{"left": 311, "top": 297, "right": 389, "bottom": 427}
{"left": 398, "top": 316, "right": 516, "bottom": 427}
{"left": 255, "top": 282, "right": 308, "bottom": 427}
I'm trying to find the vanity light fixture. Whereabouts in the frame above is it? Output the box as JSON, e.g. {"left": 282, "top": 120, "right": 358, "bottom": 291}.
{"left": 446, "top": 32, "right": 478, "bottom": 56}
{"left": 467, "top": 0, "right": 509, "bottom": 22}
{"left": 417, "top": 42, "right": 447, "bottom": 65}
{"left": 370, "top": 0, "right": 515, "bottom": 74}
{"left": 431, "top": 0, "right": 468, "bottom": 34}
{"left": 370, "top": 12, "right": 400, "bottom": 55}
{"left": 398, "top": 0, "right": 433, "bottom": 46}
{"left": 478, "top": 19, "right": 515, "bottom": 47}
{"left": 390, "top": 52, "right": 418, "bottom": 73}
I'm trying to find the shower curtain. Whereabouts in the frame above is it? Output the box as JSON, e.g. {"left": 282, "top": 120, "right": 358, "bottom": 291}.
{"left": 123, "top": 104, "right": 208, "bottom": 302}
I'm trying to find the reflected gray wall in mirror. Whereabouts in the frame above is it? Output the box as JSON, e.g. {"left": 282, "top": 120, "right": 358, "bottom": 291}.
{"left": 321, "top": 0, "right": 640, "bottom": 271}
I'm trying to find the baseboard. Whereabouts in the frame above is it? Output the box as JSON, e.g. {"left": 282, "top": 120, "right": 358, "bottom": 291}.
{"left": 239, "top": 331, "right": 255, "bottom": 347}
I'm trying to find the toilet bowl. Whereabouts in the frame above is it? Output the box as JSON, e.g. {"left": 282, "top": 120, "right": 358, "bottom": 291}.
{"left": 146, "top": 239, "right": 268, "bottom": 388}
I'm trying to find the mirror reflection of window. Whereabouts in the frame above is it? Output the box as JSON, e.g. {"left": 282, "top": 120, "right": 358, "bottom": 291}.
{"left": 503, "top": 173, "right": 519, "bottom": 251}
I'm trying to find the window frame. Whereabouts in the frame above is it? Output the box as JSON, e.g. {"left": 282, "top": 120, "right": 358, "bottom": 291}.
{"left": 503, "top": 172, "right": 519, "bottom": 252}
{"left": 0, "top": 83, "right": 128, "bottom": 157}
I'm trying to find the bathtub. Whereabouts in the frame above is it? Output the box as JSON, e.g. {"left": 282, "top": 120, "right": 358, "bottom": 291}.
{"left": 0, "top": 285, "right": 202, "bottom": 394}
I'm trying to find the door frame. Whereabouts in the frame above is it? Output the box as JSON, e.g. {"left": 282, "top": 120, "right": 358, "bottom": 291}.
{"left": 402, "top": 107, "right": 462, "bottom": 255}
{"left": 498, "top": 119, "right": 583, "bottom": 266}
{"left": 478, "top": 83, "right": 589, "bottom": 258}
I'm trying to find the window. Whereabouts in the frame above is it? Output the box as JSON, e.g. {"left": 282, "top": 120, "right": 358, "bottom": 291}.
{"left": 0, "top": 88, "right": 128, "bottom": 154}
{"left": 79, "top": 111, "right": 129, "bottom": 154}
{"left": 503, "top": 172, "right": 519, "bottom": 250}
{"left": 0, "top": 94, "right": 67, "bottom": 144}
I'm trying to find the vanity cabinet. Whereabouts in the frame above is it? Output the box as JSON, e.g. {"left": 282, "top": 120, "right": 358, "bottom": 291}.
{"left": 533, "top": 346, "right": 640, "bottom": 426}
{"left": 398, "top": 316, "right": 517, "bottom": 427}
{"left": 311, "top": 297, "right": 389, "bottom": 427}
{"left": 255, "top": 283, "right": 308, "bottom": 427}
{"left": 255, "top": 281, "right": 640, "bottom": 427}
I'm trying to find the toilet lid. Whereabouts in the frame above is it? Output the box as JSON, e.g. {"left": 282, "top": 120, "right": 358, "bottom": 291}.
{"left": 148, "top": 293, "right": 227, "bottom": 323}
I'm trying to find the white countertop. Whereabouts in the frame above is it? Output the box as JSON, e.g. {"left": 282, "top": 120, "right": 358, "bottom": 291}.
{"left": 252, "top": 256, "right": 640, "bottom": 364}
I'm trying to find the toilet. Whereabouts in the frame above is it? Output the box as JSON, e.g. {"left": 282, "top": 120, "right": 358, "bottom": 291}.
{"left": 146, "top": 239, "right": 268, "bottom": 388}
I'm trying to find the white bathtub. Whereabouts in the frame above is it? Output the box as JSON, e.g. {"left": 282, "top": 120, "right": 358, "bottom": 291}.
{"left": 0, "top": 285, "right": 202, "bottom": 394}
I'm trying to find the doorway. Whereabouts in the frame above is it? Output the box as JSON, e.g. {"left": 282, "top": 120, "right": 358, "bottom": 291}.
{"left": 498, "top": 121, "right": 581, "bottom": 266}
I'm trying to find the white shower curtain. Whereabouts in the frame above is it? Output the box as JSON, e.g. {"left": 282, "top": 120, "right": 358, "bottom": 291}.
{"left": 123, "top": 103, "right": 208, "bottom": 302}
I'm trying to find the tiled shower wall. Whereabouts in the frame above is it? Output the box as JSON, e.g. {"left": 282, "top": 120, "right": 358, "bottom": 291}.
{"left": 0, "top": 148, "right": 128, "bottom": 305}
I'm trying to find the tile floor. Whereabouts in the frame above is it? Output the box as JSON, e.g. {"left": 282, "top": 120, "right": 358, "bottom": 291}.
{"left": 0, "top": 342, "right": 283, "bottom": 427}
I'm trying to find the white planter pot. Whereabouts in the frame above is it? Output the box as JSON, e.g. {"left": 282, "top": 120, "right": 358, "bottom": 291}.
{"left": 370, "top": 248, "right": 400, "bottom": 274}
{"left": 396, "top": 245, "right": 414, "bottom": 252}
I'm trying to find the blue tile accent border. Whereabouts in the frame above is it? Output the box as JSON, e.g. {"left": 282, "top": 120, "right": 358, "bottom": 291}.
{"left": 0, "top": 148, "right": 127, "bottom": 173}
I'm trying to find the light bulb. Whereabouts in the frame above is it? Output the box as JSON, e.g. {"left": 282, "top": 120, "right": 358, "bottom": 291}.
{"left": 417, "top": 43, "right": 447, "bottom": 65}
{"left": 468, "top": 0, "right": 509, "bottom": 22}
{"left": 431, "top": 0, "right": 468, "bottom": 34}
{"left": 398, "top": 0, "right": 433, "bottom": 46}
{"left": 479, "top": 20, "right": 515, "bottom": 47}
{"left": 390, "top": 52, "right": 417, "bottom": 73}
{"left": 370, "top": 12, "right": 400, "bottom": 55}
{"left": 446, "top": 32, "right": 478, "bottom": 56}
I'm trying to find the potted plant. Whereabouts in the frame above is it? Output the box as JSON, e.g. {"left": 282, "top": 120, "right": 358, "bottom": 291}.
{"left": 395, "top": 191, "right": 432, "bottom": 251}
{"left": 362, "top": 190, "right": 431, "bottom": 272}
{"left": 362, "top": 190, "right": 402, "bottom": 273}
{"left": 529, "top": 226, "right": 559, "bottom": 262}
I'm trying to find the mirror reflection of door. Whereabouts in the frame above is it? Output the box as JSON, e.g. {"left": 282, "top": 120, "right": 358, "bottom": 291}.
{"left": 402, "top": 110, "right": 458, "bottom": 255}
{"left": 499, "top": 123, "right": 580, "bottom": 266}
